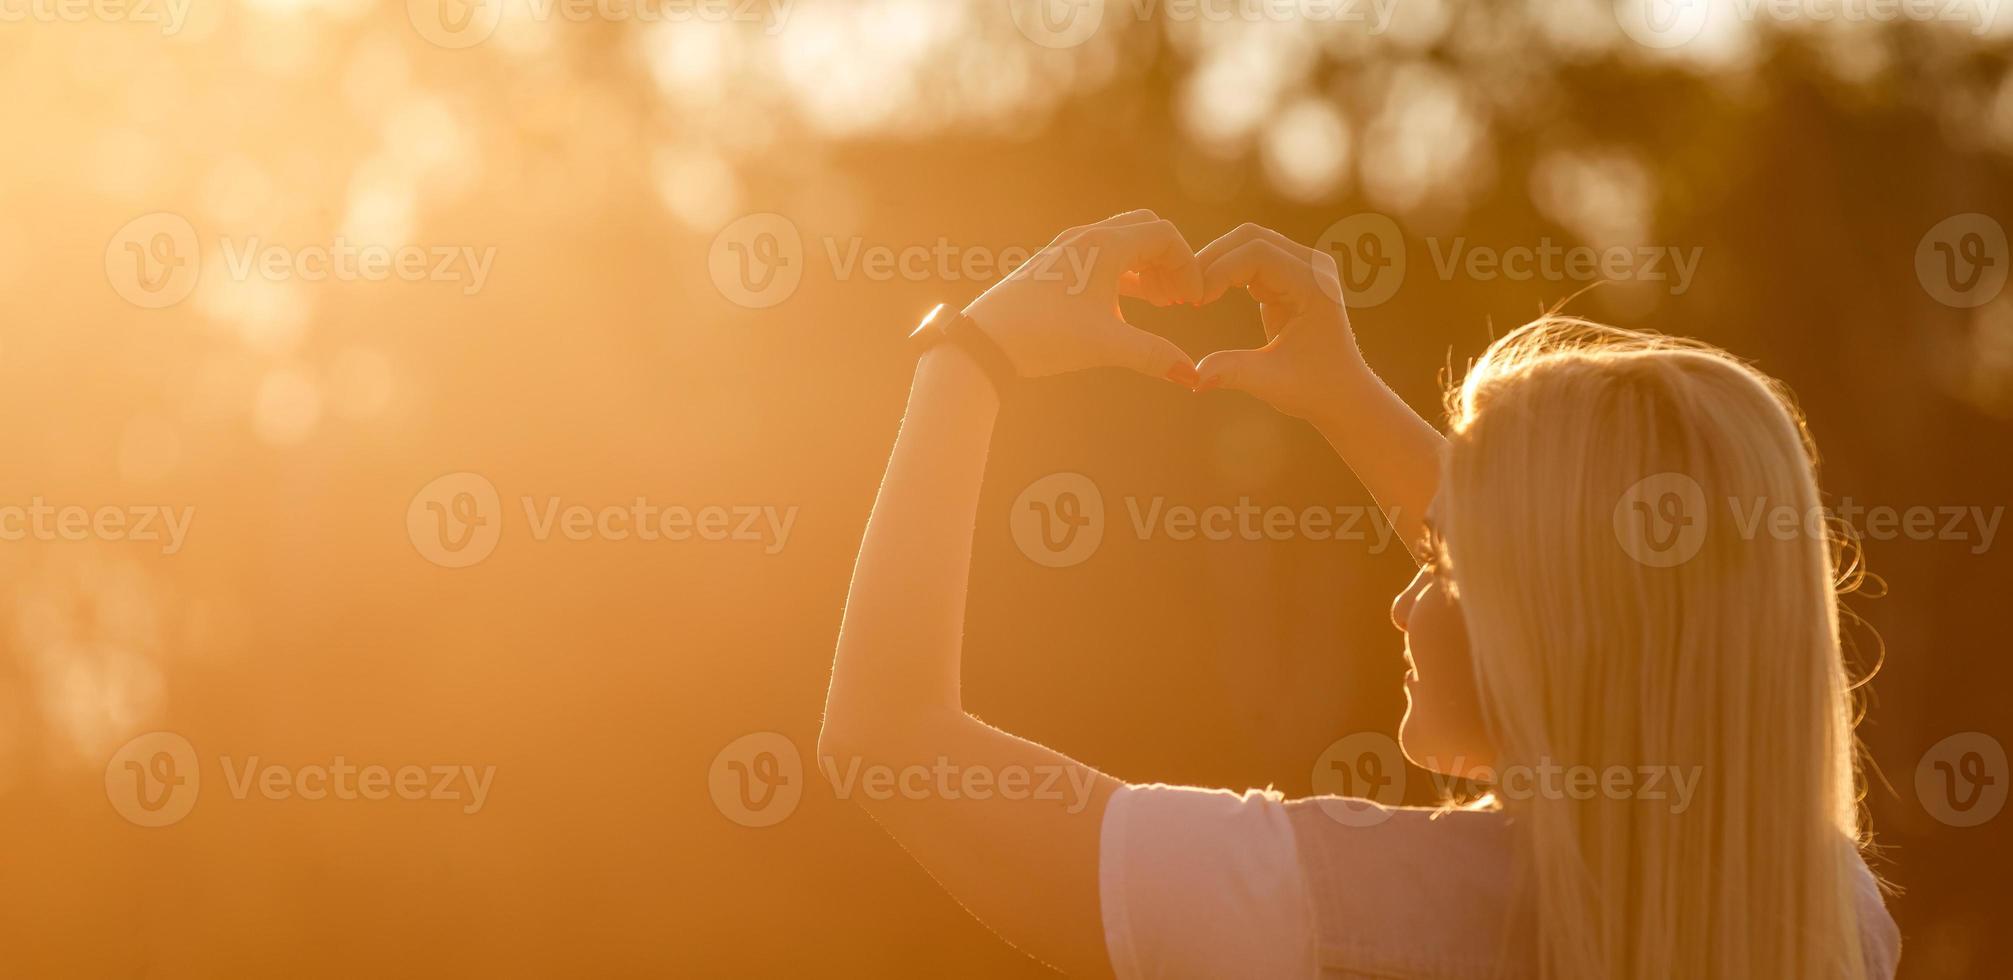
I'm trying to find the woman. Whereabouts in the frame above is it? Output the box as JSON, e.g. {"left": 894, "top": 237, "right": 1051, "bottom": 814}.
{"left": 817, "top": 210, "right": 1899, "bottom": 978}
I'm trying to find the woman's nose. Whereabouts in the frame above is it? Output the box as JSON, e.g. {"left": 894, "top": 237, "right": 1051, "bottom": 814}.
{"left": 1391, "top": 569, "right": 1424, "bottom": 632}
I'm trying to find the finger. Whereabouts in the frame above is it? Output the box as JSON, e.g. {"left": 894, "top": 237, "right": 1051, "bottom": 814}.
{"left": 1200, "top": 239, "right": 1319, "bottom": 310}
{"left": 1198, "top": 223, "right": 1346, "bottom": 307}
{"left": 1099, "top": 317, "right": 1199, "bottom": 387}
{"left": 1118, "top": 270, "right": 1153, "bottom": 301}
{"left": 1094, "top": 208, "right": 1160, "bottom": 228}
{"left": 1118, "top": 268, "right": 1186, "bottom": 306}
{"left": 1308, "top": 244, "right": 1345, "bottom": 306}
{"left": 1052, "top": 209, "right": 1160, "bottom": 246}
{"left": 1049, "top": 211, "right": 1166, "bottom": 291}
{"left": 1194, "top": 347, "right": 1278, "bottom": 394}
{"left": 1196, "top": 222, "right": 1320, "bottom": 270}
{"left": 1092, "top": 219, "right": 1204, "bottom": 305}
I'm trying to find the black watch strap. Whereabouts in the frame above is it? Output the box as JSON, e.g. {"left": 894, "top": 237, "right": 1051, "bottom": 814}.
{"left": 909, "top": 303, "right": 1018, "bottom": 396}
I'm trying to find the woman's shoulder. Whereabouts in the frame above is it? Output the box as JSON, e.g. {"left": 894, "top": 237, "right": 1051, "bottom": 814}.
{"left": 1100, "top": 784, "right": 1529, "bottom": 978}
{"left": 1101, "top": 784, "right": 1899, "bottom": 979}
{"left": 1278, "top": 793, "right": 1521, "bottom": 884}
{"left": 1098, "top": 783, "right": 1321, "bottom": 978}
{"left": 1279, "top": 796, "right": 1538, "bottom": 975}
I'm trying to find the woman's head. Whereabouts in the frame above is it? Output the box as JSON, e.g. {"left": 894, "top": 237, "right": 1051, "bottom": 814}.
{"left": 1394, "top": 316, "right": 1870, "bottom": 977}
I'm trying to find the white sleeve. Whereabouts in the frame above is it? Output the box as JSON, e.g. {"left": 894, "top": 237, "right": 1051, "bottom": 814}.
{"left": 1098, "top": 782, "right": 1319, "bottom": 980}
{"left": 1852, "top": 858, "right": 1901, "bottom": 979}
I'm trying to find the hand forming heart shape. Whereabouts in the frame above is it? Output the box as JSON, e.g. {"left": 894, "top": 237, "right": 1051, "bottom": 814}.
{"left": 961, "top": 210, "right": 1368, "bottom": 424}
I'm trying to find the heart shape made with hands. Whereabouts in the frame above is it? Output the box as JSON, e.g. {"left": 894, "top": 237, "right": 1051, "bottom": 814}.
{"left": 967, "top": 212, "right": 1356, "bottom": 422}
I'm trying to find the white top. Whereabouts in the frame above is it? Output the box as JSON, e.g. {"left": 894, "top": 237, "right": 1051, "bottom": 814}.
{"left": 1098, "top": 782, "right": 1901, "bottom": 979}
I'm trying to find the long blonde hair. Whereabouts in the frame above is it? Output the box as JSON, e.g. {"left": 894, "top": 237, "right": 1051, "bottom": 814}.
{"left": 1440, "top": 316, "right": 1871, "bottom": 978}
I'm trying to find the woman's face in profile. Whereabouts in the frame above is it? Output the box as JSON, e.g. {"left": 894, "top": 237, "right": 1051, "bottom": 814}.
{"left": 1391, "top": 507, "right": 1496, "bottom": 777}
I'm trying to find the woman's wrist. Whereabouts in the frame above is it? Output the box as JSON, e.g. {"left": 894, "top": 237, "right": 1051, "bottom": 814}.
{"left": 911, "top": 343, "right": 1003, "bottom": 427}
{"left": 1306, "top": 345, "right": 1378, "bottom": 434}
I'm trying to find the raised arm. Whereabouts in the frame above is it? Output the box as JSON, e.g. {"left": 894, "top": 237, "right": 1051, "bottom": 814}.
{"left": 817, "top": 210, "right": 1203, "bottom": 977}
{"left": 1191, "top": 224, "right": 1446, "bottom": 561}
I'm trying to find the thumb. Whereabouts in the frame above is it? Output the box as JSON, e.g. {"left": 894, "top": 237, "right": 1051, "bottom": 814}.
{"left": 1101, "top": 318, "right": 1199, "bottom": 387}
{"left": 1194, "top": 348, "right": 1274, "bottom": 395}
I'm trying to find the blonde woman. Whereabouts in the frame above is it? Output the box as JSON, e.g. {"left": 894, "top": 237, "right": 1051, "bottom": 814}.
{"left": 818, "top": 210, "right": 1899, "bottom": 978}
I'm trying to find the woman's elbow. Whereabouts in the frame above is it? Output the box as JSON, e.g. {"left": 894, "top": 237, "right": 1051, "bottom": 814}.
{"left": 816, "top": 703, "right": 956, "bottom": 771}
{"left": 814, "top": 711, "right": 861, "bottom": 765}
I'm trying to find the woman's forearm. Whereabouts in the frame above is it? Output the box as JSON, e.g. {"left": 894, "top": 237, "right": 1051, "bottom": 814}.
{"left": 807, "top": 214, "right": 1208, "bottom": 978}
{"left": 821, "top": 346, "right": 998, "bottom": 745}
{"left": 1311, "top": 353, "right": 1446, "bottom": 562}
